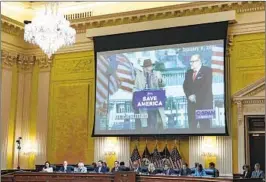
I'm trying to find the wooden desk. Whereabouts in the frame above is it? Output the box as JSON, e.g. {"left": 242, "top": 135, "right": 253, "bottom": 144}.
{"left": 1, "top": 172, "right": 264, "bottom": 182}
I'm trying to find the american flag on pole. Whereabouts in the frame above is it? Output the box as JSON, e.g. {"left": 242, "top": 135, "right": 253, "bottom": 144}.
{"left": 211, "top": 45, "right": 224, "bottom": 74}
{"left": 170, "top": 146, "right": 182, "bottom": 169}
{"left": 151, "top": 147, "right": 162, "bottom": 168}
{"left": 96, "top": 54, "right": 135, "bottom": 106}
{"left": 129, "top": 145, "right": 141, "bottom": 169}
{"left": 142, "top": 145, "right": 151, "bottom": 161}
{"left": 160, "top": 145, "right": 174, "bottom": 169}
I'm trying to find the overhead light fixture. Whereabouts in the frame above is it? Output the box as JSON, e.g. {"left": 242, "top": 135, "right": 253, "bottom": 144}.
{"left": 24, "top": 2, "right": 76, "bottom": 58}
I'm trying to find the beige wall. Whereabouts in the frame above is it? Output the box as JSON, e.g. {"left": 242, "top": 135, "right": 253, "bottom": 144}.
{"left": 1, "top": 68, "right": 13, "bottom": 169}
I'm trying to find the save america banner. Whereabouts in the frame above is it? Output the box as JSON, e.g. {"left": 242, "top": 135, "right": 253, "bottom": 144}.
{"left": 133, "top": 90, "right": 166, "bottom": 110}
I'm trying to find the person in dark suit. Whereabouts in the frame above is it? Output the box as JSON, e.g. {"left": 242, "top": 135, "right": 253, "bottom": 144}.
{"left": 163, "top": 163, "right": 175, "bottom": 175}
{"left": 242, "top": 164, "right": 252, "bottom": 178}
{"left": 179, "top": 163, "right": 192, "bottom": 176}
{"left": 183, "top": 54, "right": 213, "bottom": 130}
{"left": 95, "top": 160, "right": 107, "bottom": 173}
{"left": 59, "top": 161, "right": 72, "bottom": 173}
{"left": 111, "top": 161, "right": 120, "bottom": 173}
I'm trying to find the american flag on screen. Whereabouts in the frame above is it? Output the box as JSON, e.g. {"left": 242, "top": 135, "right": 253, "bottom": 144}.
{"left": 170, "top": 146, "right": 183, "bottom": 169}
{"left": 96, "top": 54, "right": 135, "bottom": 105}
{"left": 211, "top": 46, "right": 224, "bottom": 74}
{"left": 151, "top": 147, "right": 162, "bottom": 168}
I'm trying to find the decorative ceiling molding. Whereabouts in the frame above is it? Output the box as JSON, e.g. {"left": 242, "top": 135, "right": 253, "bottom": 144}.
{"left": 71, "top": 1, "right": 265, "bottom": 33}
{"left": 1, "top": 1, "right": 264, "bottom": 36}
{"left": 1, "top": 49, "right": 52, "bottom": 70}
{"left": 1, "top": 15, "right": 24, "bottom": 36}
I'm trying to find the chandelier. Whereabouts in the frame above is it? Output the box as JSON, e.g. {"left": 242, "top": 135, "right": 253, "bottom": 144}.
{"left": 24, "top": 3, "right": 76, "bottom": 58}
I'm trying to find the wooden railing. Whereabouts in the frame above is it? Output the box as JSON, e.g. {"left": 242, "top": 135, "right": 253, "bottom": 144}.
{"left": 1, "top": 171, "right": 264, "bottom": 182}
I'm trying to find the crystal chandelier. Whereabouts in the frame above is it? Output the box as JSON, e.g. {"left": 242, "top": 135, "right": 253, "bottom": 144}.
{"left": 24, "top": 3, "right": 76, "bottom": 58}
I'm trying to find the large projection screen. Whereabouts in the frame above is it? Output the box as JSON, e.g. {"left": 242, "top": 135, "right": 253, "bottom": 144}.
{"left": 93, "top": 22, "right": 228, "bottom": 136}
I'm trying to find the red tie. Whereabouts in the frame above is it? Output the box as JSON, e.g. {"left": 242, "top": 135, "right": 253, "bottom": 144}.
{"left": 193, "top": 71, "right": 197, "bottom": 81}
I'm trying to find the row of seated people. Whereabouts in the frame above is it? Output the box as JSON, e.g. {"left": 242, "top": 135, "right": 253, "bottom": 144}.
{"left": 242, "top": 163, "right": 265, "bottom": 179}
{"left": 41, "top": 160, "right": 220, "bottom": 177}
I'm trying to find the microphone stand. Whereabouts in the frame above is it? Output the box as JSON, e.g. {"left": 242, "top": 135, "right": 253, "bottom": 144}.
{"left": 16, "top": 137, "right": 22, "bottom": 170}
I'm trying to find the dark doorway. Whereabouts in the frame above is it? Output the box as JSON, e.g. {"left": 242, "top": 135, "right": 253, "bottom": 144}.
{"left": 249, "top": 133, "right": 265, "bottom": 172}
{"left": 247, "top": 115, "right": 265, "bottom": 172}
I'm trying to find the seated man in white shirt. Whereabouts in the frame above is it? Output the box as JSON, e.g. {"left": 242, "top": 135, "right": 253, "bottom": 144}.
{"left": 74, "top": 162, "right": 87, "bottom": 173}
{"left": 42, "top": 161, "right": 53, "bottom": 173}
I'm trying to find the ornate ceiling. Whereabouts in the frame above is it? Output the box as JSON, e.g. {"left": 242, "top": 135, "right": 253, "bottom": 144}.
{"left": 1, "top": 2, "right": 190, "bottom": 23}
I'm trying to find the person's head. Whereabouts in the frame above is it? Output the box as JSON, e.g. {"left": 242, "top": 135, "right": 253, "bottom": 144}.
{"left": 44, "top": 161, "right": 50, "bottom": 168}
{"left": 164, "top": 163, "right": 170, "bottom": 170}
{"left": 143, "top": 59, "right": 153, "bottom": 73}
{"left": 133, "top": 161, "right": 139, "bottom": 168}
{"left": 195, "top": 162, "right": 199, "bottom": 168}
{"left": 242, "top": 164, "right": 250, "bottom": 171}
{"left": 209, "top": 162, "right": 215, "bottom": 169}
{"left": 92, "top": 162, "right": 97, "bottom": 168}
{"left": 78, "top": 162, "right": 84, "bottom": 168}
{"left": 120, "top": 161, "right": 125, "bottom": 166}
{"left": 114, "top": 161, "right": 119, "bottom": 167}
{"left": 63, "top": 161, "right": 68, "bottom": 167}
{"left": 254, "top": 163, "right": 260, "bottom": 171}
{"left": 190, "top": 54, "right": 202, "bottom": 71}
{"left": 103, "top": 162, "right": 107, "bottom": 167}
{"left": 182, "top": 163, "right": 188, "bottom": 170}
{"left": 148, "top": 163, "right": 155, "bottom": 172}
{"left": 98, "top": 160, "right": 103, "bottom": 167}
{"left": 197, "top": 164, "right": 203, "bottom": 172}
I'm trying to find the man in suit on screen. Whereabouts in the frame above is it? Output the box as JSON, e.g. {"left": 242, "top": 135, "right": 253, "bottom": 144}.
{"left": 183, "top": 54, "right": 213, "bottom": 130}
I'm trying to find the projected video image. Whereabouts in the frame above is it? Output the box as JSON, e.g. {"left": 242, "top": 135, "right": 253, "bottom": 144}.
{"left": 95, "top": 40, "right": 225, "bottom": 135}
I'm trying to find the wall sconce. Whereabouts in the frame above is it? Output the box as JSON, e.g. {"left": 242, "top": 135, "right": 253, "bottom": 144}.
{"left": 201, "top": 137, "right": 217, "bottom": 157}
{"left": 104, "top": 139, "right": 117, "bottom": 156}
{"left": 22, "top": 141, "right": 37, "bottom": 156}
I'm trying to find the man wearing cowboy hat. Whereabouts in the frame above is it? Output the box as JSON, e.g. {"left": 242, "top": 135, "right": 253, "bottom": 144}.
{"left": 133, "top": 59, "right": 166, "bottom": 132}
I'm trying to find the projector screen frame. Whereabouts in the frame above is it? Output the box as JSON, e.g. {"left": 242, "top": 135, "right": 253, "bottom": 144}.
{"left": 92, "top": 21, "right": 229, "bottom": 137}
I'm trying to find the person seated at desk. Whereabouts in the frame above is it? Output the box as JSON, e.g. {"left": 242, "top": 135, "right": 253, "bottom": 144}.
{"left": 119, "top": 161, "right": 130, "bottom": 171}
{"left": 163, "top": 163, "right": 175, "bottom": 175}
{"left": 148, "top": 163, "right": 156, "bottom": 175}
{"left": 74, "top": 162, "right": 87, "bottom": 173}
{"left": 179, "top": 163, "right": 191, "bottom": 176}
{"left": 42, "top": 161, "right": 53, "bottom": 173}
{"left": 251, "top": 163, "right": 265, "bottom": 178}
{"left": 103, "top": 162, "right": 109, "bottom": 172}
{"left": 193, "top": 164, "right": 206, "bottom": 177}
{"left": 209, "top": 162, "right": 219, "bottom": 177}
{"left": 59, "top": 161, "right": 72, "bottom": 173}
{"left": 242, "top": 164, "right": 251, "bottom": 178}
{"left": 132, "top": 161, "right": 141, "bottom": 173}
{"left": 111, "top": 161, "right": 120, "bottom": 173}
{"left": 95, "top": 160, "right": 107, "bottom": 173}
